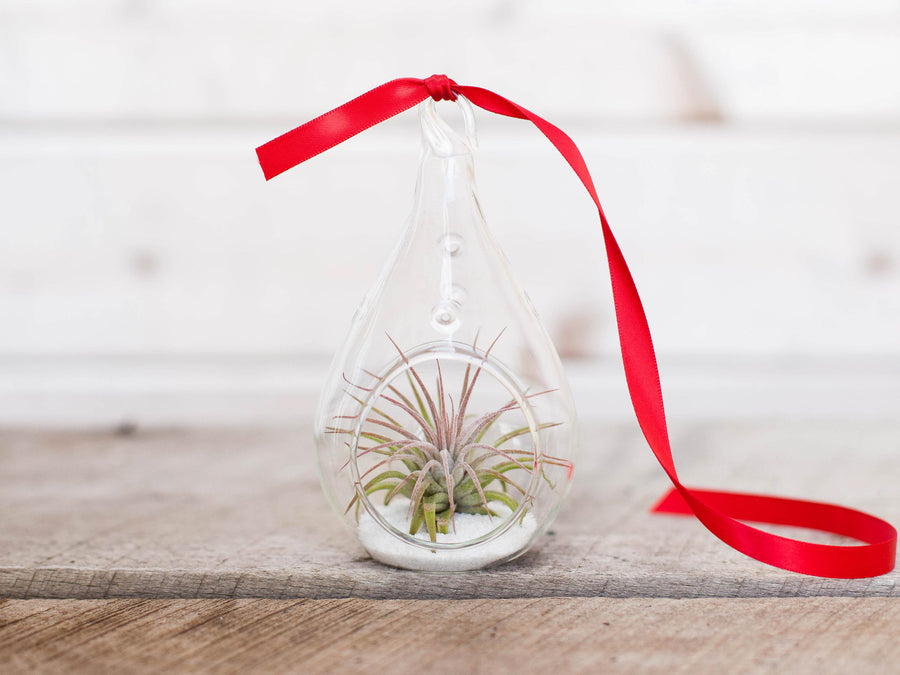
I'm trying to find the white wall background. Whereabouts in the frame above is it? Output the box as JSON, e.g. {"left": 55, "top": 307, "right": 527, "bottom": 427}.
{"left": 1, "top": 0, "right": 899, "bottom": 426}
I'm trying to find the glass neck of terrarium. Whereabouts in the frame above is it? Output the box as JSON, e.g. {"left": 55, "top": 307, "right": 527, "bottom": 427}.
{"left": 403, "top": 99, "right": 486, "bottom": 339}
{"left": 408, "top": 149, "right": 483, "bottom": 239}
{"left": 409, "top": 97, "right": 484, "bottom": 243}
{"left": 408, "top": 138, "right": 484, "bottom": 341}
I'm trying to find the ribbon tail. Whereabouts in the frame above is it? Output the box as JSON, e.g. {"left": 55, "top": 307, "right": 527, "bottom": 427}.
{"left": 256, "top": 78, "right": 430, "bottom": 180}
{"left": 457, "top": 83, "right": 897, "bottom": 579}
{"left": 656, "top": 486, "right": 897, "bottom": 578}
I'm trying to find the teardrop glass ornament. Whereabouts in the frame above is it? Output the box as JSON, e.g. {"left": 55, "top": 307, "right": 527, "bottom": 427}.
{"left": 315, "top": 96, "right": 577, "bottom": 571}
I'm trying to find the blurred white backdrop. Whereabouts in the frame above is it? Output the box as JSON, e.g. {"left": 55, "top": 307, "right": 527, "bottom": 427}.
{"left": 1, "top": 0, "right": 899, "bottom": 426}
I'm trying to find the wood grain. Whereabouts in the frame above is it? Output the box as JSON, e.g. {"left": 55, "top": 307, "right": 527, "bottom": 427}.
{"left": 1, "top": 597, "right": 898, "bottom": 674}
{"left": 1, "top": 423, "right": 897, "bottom": 599}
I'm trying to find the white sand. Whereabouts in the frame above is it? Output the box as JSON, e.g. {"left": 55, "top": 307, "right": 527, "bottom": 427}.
{"left": 357, "top": 498, "right": 538, "bottom": 572}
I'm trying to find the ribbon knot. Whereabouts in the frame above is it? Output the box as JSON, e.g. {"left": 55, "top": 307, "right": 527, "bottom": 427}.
{"left": 424, "top": 74, "right": 458, "bottom": 102}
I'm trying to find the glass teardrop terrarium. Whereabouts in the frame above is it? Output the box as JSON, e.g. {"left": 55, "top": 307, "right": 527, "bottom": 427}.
{"left": 315, "top": 95, "right": 576, "bottom": 571}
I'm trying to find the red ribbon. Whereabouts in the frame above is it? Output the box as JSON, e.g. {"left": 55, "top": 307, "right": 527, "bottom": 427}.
{"left": 257, "top": 75, "right": 897, "bottom": 578}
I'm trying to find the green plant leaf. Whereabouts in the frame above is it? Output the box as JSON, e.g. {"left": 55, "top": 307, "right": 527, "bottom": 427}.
{"left": 363, "top": 470, "right": 407, "bottom": 490}
{"left": 436, "top": 509, "right": 451, "bottom": 535}
{"left": 482, "top": 490, "right": 519, "bottom": 512}
{"left": 458, "top": 506, "right": 501, "bottom": 517}
{"left": 491, "top": 422, "right": 562, "bottom": 448}
{"left": 479, "top": 468, "right": 526, "bottom": 495}
{"left": 406, "top": 371, "right": 433, "bottom": 429}
{"left": 423, "top": 494, "right": 438, "bottom": 542}
{"left": 409, "top": 506, "right": 424, "bottom": 536}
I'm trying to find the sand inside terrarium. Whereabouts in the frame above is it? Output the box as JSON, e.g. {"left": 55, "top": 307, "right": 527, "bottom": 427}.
{"left": 357, "top": 497, "right": 538, "bottom": 572}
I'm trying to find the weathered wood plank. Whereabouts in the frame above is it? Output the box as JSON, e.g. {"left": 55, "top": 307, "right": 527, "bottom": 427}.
{"left": 1, "top": 598, "right": 898, "bottom": 674}
{"left": 0, "top": 423, "right": 897, "bottom": 599}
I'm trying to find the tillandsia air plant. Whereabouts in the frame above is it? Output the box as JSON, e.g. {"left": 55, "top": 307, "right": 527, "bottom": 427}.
{"left": 328, "top": 333, "right": 574, "bottom": 543}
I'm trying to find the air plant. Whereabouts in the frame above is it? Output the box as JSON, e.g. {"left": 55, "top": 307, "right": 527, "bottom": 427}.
{"left": 328, "top": 333, "right": 573, "bottom": 543}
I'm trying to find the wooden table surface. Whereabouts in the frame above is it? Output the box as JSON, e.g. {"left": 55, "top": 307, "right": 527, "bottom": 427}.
{"left": 1, "top": 422, "right": 898, "bottom": 672}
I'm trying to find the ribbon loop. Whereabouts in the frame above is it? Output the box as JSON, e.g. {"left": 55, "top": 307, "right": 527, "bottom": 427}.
{"left": 256, "top": 75, "right": 897, "bottom": 579}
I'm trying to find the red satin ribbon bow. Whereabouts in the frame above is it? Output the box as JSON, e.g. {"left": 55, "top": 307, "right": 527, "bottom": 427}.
{"left": 257, "top": 75, "right": 897, "bottom": 578}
